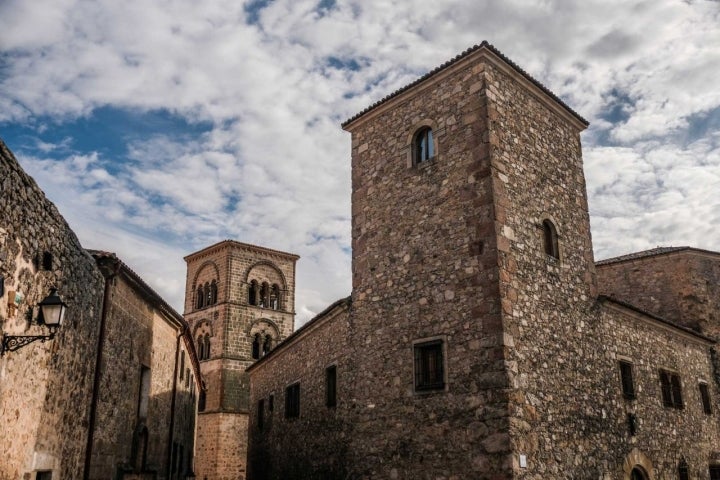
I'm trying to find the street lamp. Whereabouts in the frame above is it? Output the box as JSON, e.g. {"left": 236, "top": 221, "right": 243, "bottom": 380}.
{"left": 1, "top": 287, "right": 67, "bottom": 356}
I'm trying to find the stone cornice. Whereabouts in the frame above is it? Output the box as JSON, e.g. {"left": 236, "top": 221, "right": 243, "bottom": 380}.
{"left": 184, "top": 239, "right": 300, "bottom": 263}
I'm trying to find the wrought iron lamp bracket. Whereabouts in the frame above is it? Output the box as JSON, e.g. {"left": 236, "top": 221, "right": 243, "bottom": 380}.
{"left": 1, "top": 326, "right": 58, "bottom": 356}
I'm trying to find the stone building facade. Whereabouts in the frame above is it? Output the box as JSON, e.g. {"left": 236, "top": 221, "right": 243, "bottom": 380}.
{"left": 245, "top": 42, "right": 720, "bottom": 480}
{"left": 0, "top": 139, "right": 201, "bottom": 480}
{"left": 183, "top": 240, "right": 298, "bottom": 480}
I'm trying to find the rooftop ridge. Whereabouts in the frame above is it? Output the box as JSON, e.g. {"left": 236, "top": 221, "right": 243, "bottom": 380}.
{"left": 341, "top": 41, "right": 588, "bottom": 128}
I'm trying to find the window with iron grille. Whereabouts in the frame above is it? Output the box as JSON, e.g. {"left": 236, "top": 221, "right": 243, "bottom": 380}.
{"left": 659, "top": 370, "right": 683, "bottom": 409}
{"left": 414, "top": 340, "right": 445, "bottom": 392}
{"left": 699, "top": 383, "right": 712, "bottom": 414}
{"left": 285, "top": 383, "right": 300, "bottom": 418}
{"left": 619, "top": 361, "right": 635, "bottom": 399}
{"left": 326, "top": 365, "right": 337, "bottom": 408}
{"left": 709, "top": 465, "right": 720, "bottom": 480}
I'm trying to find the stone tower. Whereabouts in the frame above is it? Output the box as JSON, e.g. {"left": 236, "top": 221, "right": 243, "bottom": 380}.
{"left": 183, "top": 240, "right": 298, "bottom": 480}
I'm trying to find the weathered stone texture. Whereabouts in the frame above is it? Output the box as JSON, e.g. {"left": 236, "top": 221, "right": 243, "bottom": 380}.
{"left": 246, "top": 44, "right": 720, "bottom": 480}
{"left": 0, "top": 139, "right": 105, "bottom": 480}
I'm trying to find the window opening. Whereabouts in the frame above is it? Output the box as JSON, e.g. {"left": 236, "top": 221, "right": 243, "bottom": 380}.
{"left": 542, "top": 219, "right": 559, "bottom": 259}
{"left": 700, "top": 382, "right": 712, "bottom": 414}
{"left": 271, "top": 284, "right": 281, "bottom": 310}
{"left": 249, "top": 280, "right": 258, "bottom": 306}
{"left": 198, "top": 390, "right": 206, "bottom": 412}
{"left": 631, "top": 467, "right": 648, "bottom": 480}
{"left": 204, "top": 334, "right": 210, "bottom": 360}
{"left": 260, "top": 282, "right": 269, "bottom": 308}
{"left": 210, "top": 280, "right": 218, "bottom": 305}
{"left": 42, "top": 252, "right": 53, "bottom": 271}
{"left": 285, "top": 383, "right": 300, "bottom": 418}
{"left": 678, "top": 458, "right": 689, "bottom": 480}
{"left": 414, "top": 340, "right": 444, "bottom": 391}
{"left": 257, "top": 399, "right": 265, "bottom": 431}
{"left": 252, "top": 334, "right": 261, "bottom": 360}
{"left": 196, "top": 286, "right": 204, "bottom": 309}
{"left": 137, "top": 366, "right": 151, "bottom": 421}
{"left": 263, "top": 336, "right": 272, "bottom": 356}
{"left": 710, "top": 465, "right": 720, "bottom": 480}
{"left": 619, "top": 361, "right": 635, "bottom": 399}
{"left": 269, "top": 394, "right": 274, "bottom": 412}
{"left": 326, "top": 365, "right": 337, "bottom": 407}
{"left": 36, "top": 472, "right": 53, "bottom": 480}
{"left": 414, "top": 127, "right": 434, "bottom": 164}
{"left": 660, "top": 370, "right": 683, "bottom": 409}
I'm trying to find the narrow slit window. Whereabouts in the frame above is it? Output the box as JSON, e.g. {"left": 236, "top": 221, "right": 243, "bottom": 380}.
{"left": 542, "top": 219, "right": 559, "bottom": 259}
{"left": 285, "top": 383, "right": 300, "bottom": 418}
{"left": 326, "top": 365, "right": 337, "bottom": 407}
{"left": 257, "top": 399, "right": 265, "bottom": 431}
{"left": 619, "top": 361, "right": 635, "bottom": 399}
{"left": 700, "top": 382, "right": 712, "bottom": 414}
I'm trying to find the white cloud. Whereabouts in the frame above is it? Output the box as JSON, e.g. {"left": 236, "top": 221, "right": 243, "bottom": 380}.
{"left": 2, "top": 0, "right": 720, "bottom": 324}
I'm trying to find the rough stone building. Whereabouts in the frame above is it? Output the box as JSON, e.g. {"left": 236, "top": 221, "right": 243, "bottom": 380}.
{"left": 182, "top": 240, "right": 298, "bottom": 480}
{"left": 0, "top": 139, "right": 201, "bottom": 480}
{"left": 243, "top": 42, "right": 720, "bottom": 480}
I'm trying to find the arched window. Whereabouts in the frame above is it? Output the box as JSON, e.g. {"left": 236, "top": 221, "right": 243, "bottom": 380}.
{"left": 631, "top": 467, "right": 647, "bottom": 480}
{"left": 197, "top": 335, "right": 205, "bottom": 360}
{"left": 414, "top": 127, "right": 434, "bottom": 164}
{"left": 210, "top": 280, "right": 218, "bottom": 305}
{"left": 270, "top": 284, "right": 281, "bottom": 310}
{"left": 260, "top": 282, "right": 269, "bottom": 308}
{"left": 204, "top": 334, "right": 211, "bottom": 360}
{"left": 205, "top": 282, "right": 211, "bottom": 305}
{"left": 252, "top": 334, "right": 261, "bottom": 360}
{"left": 249, "top": 280, "right": 258, "bottom": 306}
{"left": 196, "top": 285, "right": 204, "bottom": 309}
{"left": 542, "top": 219, "right": 559, "bottom": 259}
{"left": 263, "top": 335, "right": 272, "bottom": 356}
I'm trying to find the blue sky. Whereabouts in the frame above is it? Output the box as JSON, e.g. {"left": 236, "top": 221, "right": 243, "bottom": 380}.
{"left": 1, "top": 0, "right": 719, "bottom": 324}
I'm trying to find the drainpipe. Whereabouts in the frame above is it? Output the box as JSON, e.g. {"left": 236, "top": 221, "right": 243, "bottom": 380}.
{"left": 167, "top": 326, "right": 183, "bottom": 479}
{"left": 84, "top": 260, "right": 121, "bottom": 480}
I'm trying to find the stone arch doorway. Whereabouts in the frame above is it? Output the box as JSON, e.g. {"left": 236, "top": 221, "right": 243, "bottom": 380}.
{"left": 623, "top": 449, "right": 654, "bottom": 480}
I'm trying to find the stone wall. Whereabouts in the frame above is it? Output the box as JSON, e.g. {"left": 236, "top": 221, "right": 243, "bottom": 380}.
{"left": 343, "top": 49, "right": 509, "bottom": 480}
{"left": 248, "top": 299, "right": 351, "bottom": 480}
{"left": 0, "top": 139, "right": 105, "bottom": 479}
{"left": 88, "top": 256, "right": 199, "bottom": 479}
{"left": 596, "top": 249, "right": 720, "bottom": 338}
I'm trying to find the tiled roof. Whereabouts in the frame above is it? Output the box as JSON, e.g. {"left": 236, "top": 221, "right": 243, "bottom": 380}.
{"left": 341, "top": 40, "right": 589, "bottom": 128}
{"left": 596, "top": 246, "right": 693, "bottom": 266}
{"left": 598, "top": 295, "right": 715, "bottom": 343}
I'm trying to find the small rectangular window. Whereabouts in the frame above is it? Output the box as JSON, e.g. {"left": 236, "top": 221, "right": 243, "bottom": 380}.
{"left": 257, "top": 399, "right": 265, "bottom": 431}
{"left": 619, "top": 361, "right": 635, "bottom": 399}
{"left": 414, "top": 340, "right": 445, "bottom": 392}
{"left": 269, "top": 394, "right": 274, "bottom": 412}
{"left": 285, "top": 383, "right": 300, "bottom": 418}
{"left": 660, "top": 370, "right": 683, "bottom": 409}
{"left": 326, "top": 365, "right": 337, "bottom": 408}
{"left": 699, "top": 383, "right": 712, "bottom": 414}
{"left": 36, "top": 472, "right": 53, "bottom": 480}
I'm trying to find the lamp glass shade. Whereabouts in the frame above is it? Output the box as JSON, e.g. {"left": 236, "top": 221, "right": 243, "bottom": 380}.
{"left": 39, "top": 289, "right": 67, "bottom": 327}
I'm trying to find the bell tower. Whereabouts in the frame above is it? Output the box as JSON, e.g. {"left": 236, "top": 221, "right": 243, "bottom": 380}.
{"left": 183, "top": 240, "right": 298, "bottom": 480}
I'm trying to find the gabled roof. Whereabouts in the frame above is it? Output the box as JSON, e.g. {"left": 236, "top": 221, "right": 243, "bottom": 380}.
{"left": 598, "top": 295, "right": 715, "bottom": 343}
{"left": 88, "top": 249, "right": 203, "bottom": 385}
{"left": 596, "top": 246, "right": 720, "bottom": 266}
{"left": 341, "top": 41, "right": 588, "bottom": 129}
{"left": 247, "top": 296, "right": 351, "bottom": 372}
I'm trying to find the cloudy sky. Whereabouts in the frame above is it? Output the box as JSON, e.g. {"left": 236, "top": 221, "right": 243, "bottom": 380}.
{"left": 1, "top": 0, "right": 719, "bottom": 324}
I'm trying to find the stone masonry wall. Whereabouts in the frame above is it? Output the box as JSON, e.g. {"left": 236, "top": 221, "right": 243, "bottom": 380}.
{"left": 344, "top": 52, "right": 509, "bottom": 480}
{"left": 185, "top": 241, "right": 297, "bottom": 480}
{"left": 248, "top": 300, "right": 351, "bottom": 480}
{"left": 596, "top": 251, "right": 720, "bottom": 338}
{"left": 0, "top": 139, "right": 105, "bottom": 479}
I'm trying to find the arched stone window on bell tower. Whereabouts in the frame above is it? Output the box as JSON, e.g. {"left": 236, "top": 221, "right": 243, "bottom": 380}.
{"left": 270, "top": 284, "right": 281, "bottom": 310}
{"left": 248, "top": 280, "right": 258, "bottom": 306}
{"left": 249, "top": 320, "right": 280, "bottom": 361}
{"left": 252, "top": 333, "right": 261, "bottom": 360}
{"left": 260, "top": 282, "right": 269, "bottom": 308}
